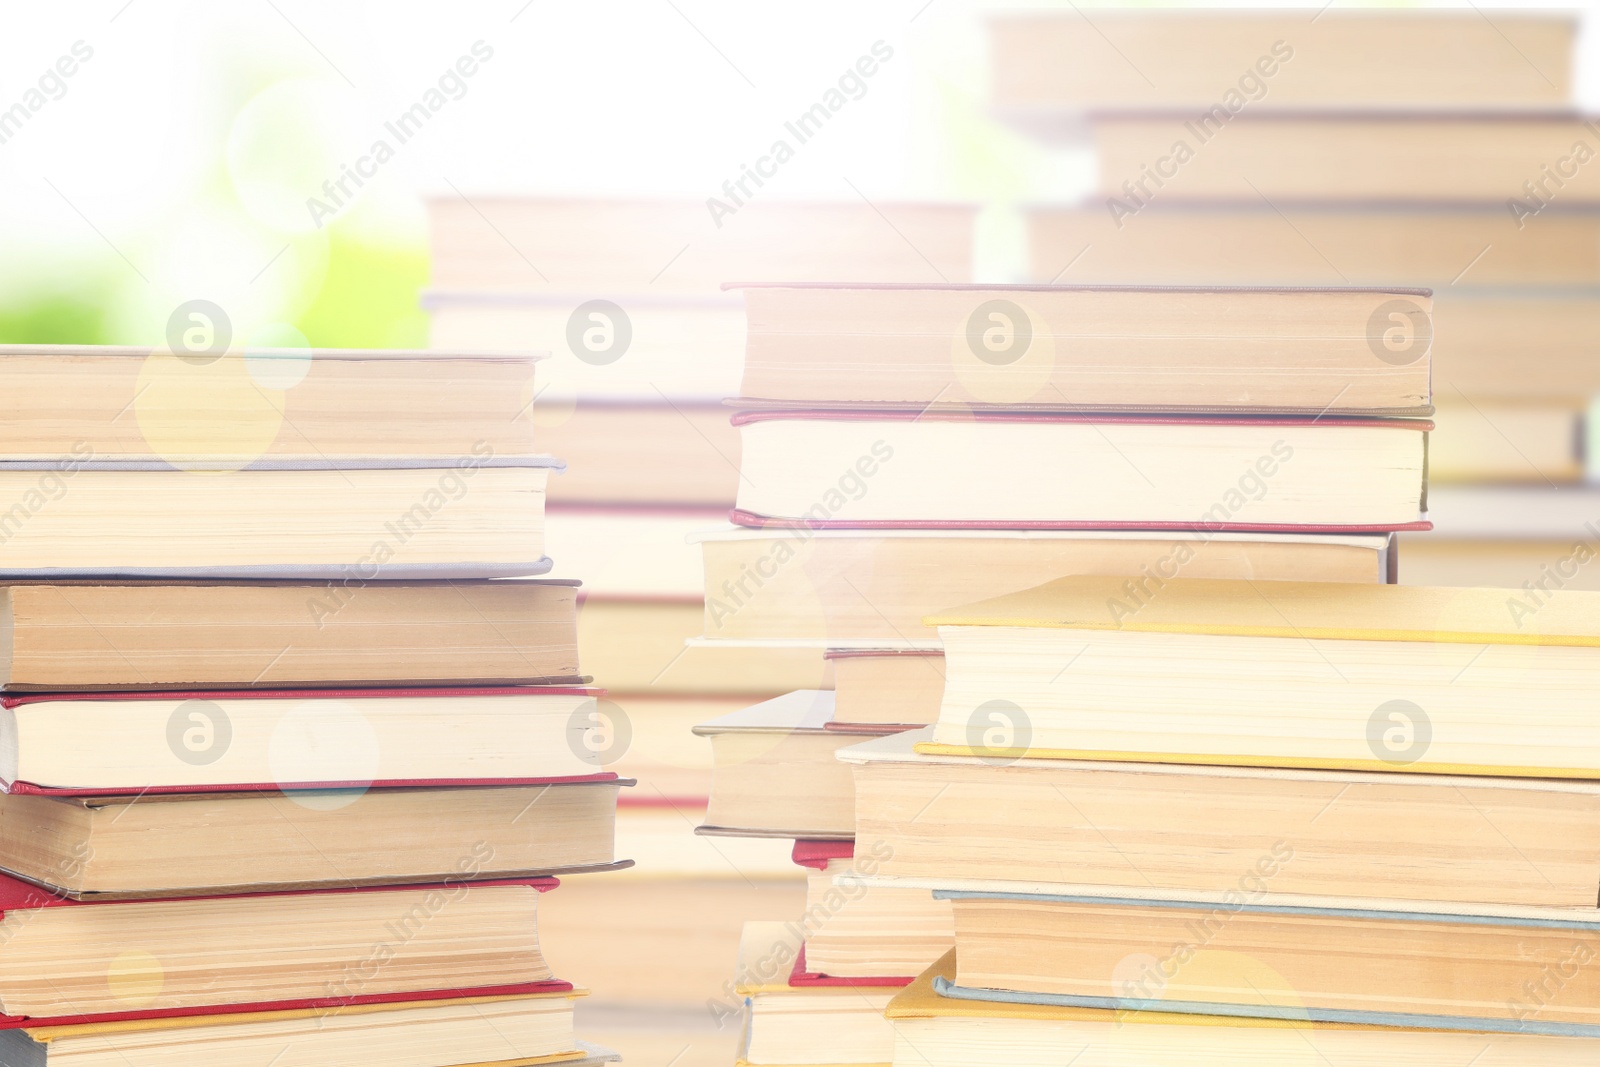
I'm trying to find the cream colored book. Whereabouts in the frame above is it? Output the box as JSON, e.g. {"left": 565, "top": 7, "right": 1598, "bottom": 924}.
{"left": 732, "top": 413, "right": 1427, "bottom": 530}
{"left": 0, "top": 459, "right": 555, "bottom": 576}
{"left": 924, "top": 576, "right": 1600, "bottom": 777}
{"left": 0, "top": 346, "right": 539, "bottom": 460}
{"left": 0, "top": 782, "right": 622, "bottom": 897}
{"left": 0, "top": 579, "right": 580, "bottom": 690}
{"left": 737, "top": 284, "right": 1432, "bottom": 414}
{"left": 698, "top": 529, "right": 1393, "bottom": 645}
{"left": 991, "top": 11, "right": 1573, "bottom": 112}
{"left": 0, "top": 877, "right": 552, "bottom": 1018}
{"left": 843, "top": 730, "right": 1600, "bottom": 910}
{"left": 827, "top": 651, "right": 946, "bottom": 727}
{"left": 537, "top": 401, "right": 737, "bottom": 506}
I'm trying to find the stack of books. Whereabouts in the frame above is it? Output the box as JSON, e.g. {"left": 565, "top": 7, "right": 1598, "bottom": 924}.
{"left": 993, "top": 8, "right": 1600, "bottom": 589}
{"left": 425, "top": 197, "right": 977, "bottom": 876}
{"left": 695, "top": 280, "right": 1431, "bottom": 1065}
{"left": 0, "top": 343, "right": 624, "bottom": 1066}
{"left": 864, "top": 575, "right": 1600, "bottom": 1063}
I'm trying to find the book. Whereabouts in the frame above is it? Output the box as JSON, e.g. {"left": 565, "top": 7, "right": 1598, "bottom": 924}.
{"left": 0, "top": 686, "right": 613, "bottom": 793}
{"left": 579, "top": 596, "right": 830, "bottom": 693}
{"left": 0, "top": 579, "right": 580, "bottom": 690}
{"left": 735, "top": 283, "right": 1432, "bottom": 415}
{"left": 538, "top": 401, "right": 738, "bottom": 506}
{"left": 792, "top": 842, "right": 953, "bottom": 980}
{"left": 734, "top": 921, "right": 896, "bottom": 1066}
{"left": 0, "top": 874, "right": 558, "bottom": 1020}
{"left": 842, "top": 730, "right": 1600, "bottom": 909}
{"left": 0, "top": 781, "right": 625, "bottom": 897}
{"left": 0, "top": 993, "right": 594, "bottom": 1067}
{"left": 990, "top": 11, "right": 1573, "bottom": 113}
{"left": 694, "top": 691, "right": 881, "bottom": 840}
{"left": 0, "top": 346, "right": 540, "bottom": 461}
{"left": 1028, "top": 204, "right": 1600, "bottom": 288}
{"left": 698, "top": 528, "right": 1394, "bottom": 645}
{"left": 1092, "top": 113, "right": 1600, "bottom": 203}
{"left": 826, "top": 651, "right": 946, "bottom": 728}
{"left": 940, "top": 890, "right": 1600, "bottom": 1034}
{"left": 0, "top": 458, "right": 557, "bottom": 577}
{"left": 887, "top": 951, "right": 1587, "bottom": 1066}
{"left": 731, "top": 412, "right": 1428, "bottom": 532}
{"left": 922, "top": 575, "right": 1600, "bottom": 777}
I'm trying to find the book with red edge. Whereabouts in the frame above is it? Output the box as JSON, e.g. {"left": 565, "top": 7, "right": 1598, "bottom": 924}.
{"left": 0, "top": 872, "right": 570, "bottom": 1028}
{"left": 0, "top": 686, "right": 616, "bottom": 795}
{"left": 788, "top": 944, "right": 912, "bottom": 990}
{"left": 729, "top": 410, "right": 1431, "bottom": 534}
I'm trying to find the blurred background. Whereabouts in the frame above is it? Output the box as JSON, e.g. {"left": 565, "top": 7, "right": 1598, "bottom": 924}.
{"left": 9, "top": 1, "right": 1600, "bottom": 1064}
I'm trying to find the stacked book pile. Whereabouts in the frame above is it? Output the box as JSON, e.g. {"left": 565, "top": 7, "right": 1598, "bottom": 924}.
{"left": 993, "top": 8, "right": 1600, "bottom": 589}
{"left": 695, "top": 280, "right": 1431, "bottom": 1065}
{"left": 862, "top": 574, "right": 1600, "bottom": 1064}
{"left": 425, "top": 197, "right": 976, "bottom": 875}
{"left": 0, "top": 342, "right": 625, "bottom": 1066}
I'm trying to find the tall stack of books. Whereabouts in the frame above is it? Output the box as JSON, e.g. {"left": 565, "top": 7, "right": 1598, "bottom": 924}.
{"left": 864, "top": 575, "right": 1600, "bottom": 1064}
{"left": 425, "top": 197, "right": 977, "bottom": 877}
{"left": 0, "top": 343, "right": 624, "bottom": 1065}
{"left": 993, "top": 8, "right": 1600, "bottom": 590}
{"left": 696, "top": 281, "right": 1430, "bottom": 1065}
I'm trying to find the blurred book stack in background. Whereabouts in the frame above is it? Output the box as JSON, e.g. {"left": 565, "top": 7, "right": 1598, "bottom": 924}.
{"left": 698, "top": 280, "right": 1430, "bottom": 1066}
{"left": 426, "top": 197, "right": 976, "bottom": 1063}
{"left": 997, "top": 8, "right": 1600, "bottom": 592}
{"left": 0, "top": 342, "right": 624, "bottom": 1065}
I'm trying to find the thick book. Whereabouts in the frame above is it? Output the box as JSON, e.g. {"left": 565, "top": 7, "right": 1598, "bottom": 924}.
{"left": 0, "top": 346, "right": 540, "bottom": 461}
{"left": 843, "top": 730, "right": 1600, "bottom": 910}
{"left": 693, "top": 691, "right": 879, "bottom": 840}
{"left": 0, "top": 781, "right": 626, "bottom": 898}
{"left": 990, "top": 11, "right": 1573, "bottom": 113}
{"left": 0, "top": 993, "right": 591, "bottom": 1067}
{"left": 732, "top": 412, "right": 1429, "bottom": 532}
{"left": 0, "top": 874, "right": 561, "bottom": 1023}
{"left": 941, "top": 890, "right": 1600, "bottom": 1036}
{"left": 0, "top": 458, "right": 558, "bottom": 578}
{"left": 735, "top": 283, "right": 1432, "bottom": 415}
{"left": 888, "top": 952, "right": 1587, "bottom": 1066}
{"left": 791, "top": 841, "right": 953, "bottom": 980}
{"left": 1093, "top": 113, "right": 1600, "bottom": 203}
{"left": 0, "top": 579, "right": 580, "bottom": 690}
{"left": 0, "top": 686, "right": 612, "bottom": 793}
{"left": 923, "top": 576, "right": 1600, "bottom": 777}
{"left": 698, "top": 527, "right": 1393, "bottom": 645}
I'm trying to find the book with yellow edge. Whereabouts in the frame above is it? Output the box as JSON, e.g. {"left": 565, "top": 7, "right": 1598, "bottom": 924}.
{"left": 885, "top": 952, "right": 1596, "bottom": 1064}
{"left": 922, "top": 576, "right": 1600, "bottom": 777}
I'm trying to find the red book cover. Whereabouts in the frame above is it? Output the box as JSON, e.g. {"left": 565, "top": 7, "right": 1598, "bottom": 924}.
{"left": 0, "top": 871, "right": 570, "bottom": 1029}
{"left": 0, "top": 686, "right": 621, "bottom": 797}
{"left": 787, "top": 944, "right": 911, "bottom": 989}
{"left": 791, "top": 840, "right": 854, "bottom": 871}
